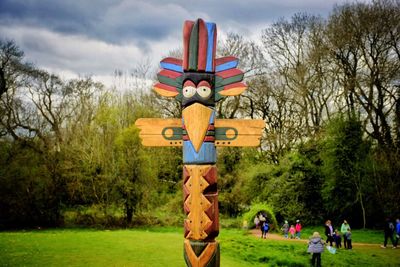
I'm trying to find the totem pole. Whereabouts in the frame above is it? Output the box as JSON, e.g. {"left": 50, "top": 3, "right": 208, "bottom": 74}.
{"left": 135, "top": 18, "right": 264, "bottom": 267}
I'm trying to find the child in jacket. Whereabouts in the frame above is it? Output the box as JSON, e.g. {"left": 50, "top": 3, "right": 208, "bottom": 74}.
{"left": 289, "top": 225, "right": 296, "bottom": 239}
{"left": 307, "top": 232, "right": 325, "bottom": 267}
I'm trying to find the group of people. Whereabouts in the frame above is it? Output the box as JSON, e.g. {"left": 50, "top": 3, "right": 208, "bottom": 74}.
{"left": 324, "top": 219, "right": 352, "bottom": 249}
{"left": 381, "top": 217, "right": 400, "bottom": 249}
{"left": 254, "top": 212, "right": 270, "bottom": 238}
{"left": 253, "top": 213, "right": 400, "bottom": 267}
{"left": 307, "top": 218, "right": 400, "bottom": 267}
{"left": 307, "top": 219, "right": 352, "bottom": 267}
{"left": 280, "top": 219, "right": 302, "bottom": 239}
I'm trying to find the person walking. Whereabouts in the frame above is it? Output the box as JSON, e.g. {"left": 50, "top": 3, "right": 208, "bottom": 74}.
{"left": 381, "top": 217, "right": 396, "bottom": 248}
{"left": 289, "top": 225, "right": 296, "bottom": 239}
{"left": 307, "top": 232, "right": 325, "bottom": 267}
{"left": 259, "top": 213, "right": 266, "bottom": 238}
{"left": 254, "top": 216, "right": 260, "bottom": 229}
{"left": 295, "top": 219, "right": 302, "bottom": 239}
{"left": 345, "top": 228, "right": 352, "bottom": 249}
{"left": 334, "top": 229, "right": 342, "bottom": 248}
{"left": 394, "top": 218, "right": 400, "bottom": 249}
{"left": 281, "top": 220, "right": 289, "bottom": 238}
{"left": 324, "top": 220, "right": 334, "bottom": 246}
{"left": 340, "top": 220, "right": 351, "bottom": 249}
{"left": 262, "top": 221, "right": 269, "bottom": 238}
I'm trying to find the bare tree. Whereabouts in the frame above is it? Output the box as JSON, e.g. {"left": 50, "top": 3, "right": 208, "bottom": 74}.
{"left": 261, "top": 13, "right": 334, "bottom": 137}
{"left": 327, "top": 1, "right": 400, "bottom": 148}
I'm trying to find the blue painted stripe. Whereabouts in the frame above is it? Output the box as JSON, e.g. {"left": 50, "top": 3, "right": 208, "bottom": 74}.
{"left": 160, "top": 62, "right": 183, "bottom": 73}
{"left": 209, "top": 111, "right": 215, "bottom": 124}
{"left": 215, "top": 60, "right": 238, "bottom": 72}
{"left": 205, "top": 23, "right": 216, "bottom": 72}
{"left": 183, "top": 141, "right": 216, "bottom": 164}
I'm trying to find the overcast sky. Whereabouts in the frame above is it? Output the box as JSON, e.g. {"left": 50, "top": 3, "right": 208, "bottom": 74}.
{"left": 0, "top": 0, "right": 369, "bottom": 87}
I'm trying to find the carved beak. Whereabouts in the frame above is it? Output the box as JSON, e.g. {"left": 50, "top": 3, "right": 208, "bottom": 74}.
{"left": 182, "top": 103, "right": 213, "bottom": 152}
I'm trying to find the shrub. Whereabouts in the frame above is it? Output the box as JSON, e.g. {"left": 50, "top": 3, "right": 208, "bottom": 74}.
{"left": 242, "top": 202, "right": 278, "bottom": 231}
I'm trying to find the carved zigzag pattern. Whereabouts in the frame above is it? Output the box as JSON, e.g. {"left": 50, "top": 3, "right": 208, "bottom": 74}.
{"left": 183, "top": 165, "right": 218, "bottom": 240}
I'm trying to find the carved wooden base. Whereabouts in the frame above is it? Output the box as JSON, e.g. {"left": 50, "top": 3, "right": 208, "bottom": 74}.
{"left": 184, "top": 240, "right": 220, "bottom": 267}
{"left": 183, "top": 165, "right": 219, "bottom": 267}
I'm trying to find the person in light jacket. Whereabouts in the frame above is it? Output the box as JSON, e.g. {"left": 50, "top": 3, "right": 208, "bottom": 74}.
{"left": 307, "top": 232, "right": 325, "bottom": 267}
{"left": 340, "top": 220, "right": 351, "bottom": 249}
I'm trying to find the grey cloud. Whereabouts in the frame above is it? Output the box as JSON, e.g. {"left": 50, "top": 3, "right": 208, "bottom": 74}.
{"left": 0, "top": 0, "right": 352, "bottom": 45}
{"left": 0, "top": 0, "right": 101, "bottom": 34}
{"left": 0, "top": 0, "right": 372, "bottom": 84}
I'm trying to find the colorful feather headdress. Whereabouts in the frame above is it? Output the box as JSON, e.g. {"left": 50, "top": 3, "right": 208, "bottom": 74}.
{"left": 153, "top": 18, "right": 247, "bottom": 101}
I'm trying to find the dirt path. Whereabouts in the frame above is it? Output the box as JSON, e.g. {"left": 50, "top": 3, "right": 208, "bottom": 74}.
{"left": 249, "top": 229, "right": 379, "bottom": 247}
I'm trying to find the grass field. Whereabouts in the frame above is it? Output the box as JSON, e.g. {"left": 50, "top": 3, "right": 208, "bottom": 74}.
{"left": 1, "top": 227, "right": 399, "bottom": 266}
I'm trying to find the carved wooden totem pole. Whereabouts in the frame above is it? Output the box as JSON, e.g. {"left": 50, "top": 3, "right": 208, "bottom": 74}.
{"left": 135, "top": 18, "right": 264, "bottom": 267}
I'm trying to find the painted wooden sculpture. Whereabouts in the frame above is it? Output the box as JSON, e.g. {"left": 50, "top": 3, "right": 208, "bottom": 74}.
{"left": 135, "top": 18, "right": 264, "bottom": 267}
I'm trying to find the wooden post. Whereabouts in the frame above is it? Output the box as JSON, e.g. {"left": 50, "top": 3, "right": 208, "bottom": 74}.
{"left": 135, "top": 18, "right": 265, "bottom": 267}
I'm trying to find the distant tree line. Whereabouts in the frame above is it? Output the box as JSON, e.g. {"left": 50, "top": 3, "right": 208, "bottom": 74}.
{"left": 0, "top": 0, "right": 399, "bottom": 229}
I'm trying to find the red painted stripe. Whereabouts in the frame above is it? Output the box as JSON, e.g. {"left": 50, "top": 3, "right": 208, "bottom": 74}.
{"left": 182, "top": 135, "right": 214, "bottom": 142}
{"left": 204, "top": 166, "right": 217, "bottom": 184}
{"left": 197, "top": 19, "right": 207, "bottom": 71}
{"left": 212, "top": 27, "right": 217, "bottom": 72}
{"left": 216, "top": 68, "right": 243, "bottom": 79}
{"left": 207, "top": 125, "right": 215, "bottom": 131}
{"left": 154, "top": 83, "right": 178, "bottom": 92}
{"left": 223, "top": 82, "right": 246, "bottom": 90}
{"left": 183, "top": 21, "right": 194, "bottom": 71}
{"left": 183, "top": 184, "right": 190, "bottom": 200}
{"left": 216, "top": 56, "right": 237, "bottom": 65}
{"left": 161, "top": 57, "right": 183, "bottom": 66}
{"left": 158, "top": 69, "right": 182, "bottom": 79}
{"left": 204, "top": 136, "right": 215, "bottom": 142}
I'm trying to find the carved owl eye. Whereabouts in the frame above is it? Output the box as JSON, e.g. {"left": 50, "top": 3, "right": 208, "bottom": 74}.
{"left": 183, "top": 80, "right": 196, "bottom": 98}
{"left": 197, "top": 81, "right": 211, "bottom": 98}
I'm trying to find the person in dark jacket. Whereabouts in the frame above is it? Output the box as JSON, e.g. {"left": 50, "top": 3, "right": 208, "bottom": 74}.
{"left": 262, "top": 222, "right": 269, "bottom": 238}
{"left": 381, "top": 217, "right": 396, "bottom": 248}
{"left": 307, "top": 232, "right": 325, "bottom": 267}
{"left": 394, "top": 218, "right": 400, "bottom": 248}
{"left": 345, "top": 228, "right": 352, "bottom": 249}
{"left": 334, "top": 229, "right": 342, "bottom": 248}
{"left": 324, "top": 220, "right": 334, "bottom": 246}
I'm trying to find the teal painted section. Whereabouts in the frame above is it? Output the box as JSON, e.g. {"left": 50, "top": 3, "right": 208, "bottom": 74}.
{"left": 183, "top": 141, "right": 216, "bottom": 164}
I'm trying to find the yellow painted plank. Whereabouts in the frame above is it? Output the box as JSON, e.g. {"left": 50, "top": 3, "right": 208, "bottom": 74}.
{"left": 135, "top": 118, "right": 265, "bottom": 147}
{"left": 219, "top": 86, "right": 246, "bottom": 96}
{"left": 139, "top": 136, "right": 182, "bottom": 147}
{"left": 215, "top": 137, "right": 262, "bottom": 147}
{"left": 215, "top": 119, "right": 265, "bottom": 132}
{"left": 135, "top": 118, "right": 181, "bottom": 132}
{"left": 153, "top": 87, "right": 179, "bottom": 97}
{"left": 215, "top": 119, "right": 264, "bottom": 147}
{"left": 135, "top": 118, "right": 182, "bottom": 147}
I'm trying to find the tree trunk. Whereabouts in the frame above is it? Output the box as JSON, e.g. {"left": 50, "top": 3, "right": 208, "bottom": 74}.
{"left": 359, "top": 189, "right": 366, "bottom": 229}
{"left": 126, "top": 203, "right": 133, "bottom": 224}
{"left": 0, "top": 67, "right": 6, "bottom": 96}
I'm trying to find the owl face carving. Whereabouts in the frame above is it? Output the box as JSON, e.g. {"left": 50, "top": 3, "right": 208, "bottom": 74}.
{"left": 182, "top": 72, "right": 215, "bottom": 108}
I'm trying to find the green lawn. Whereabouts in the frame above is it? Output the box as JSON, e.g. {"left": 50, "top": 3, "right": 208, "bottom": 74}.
{"left": 0, "top": 227, "right": 398, "bottom": 266}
